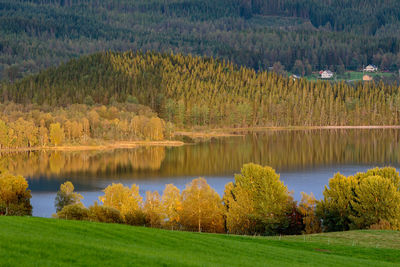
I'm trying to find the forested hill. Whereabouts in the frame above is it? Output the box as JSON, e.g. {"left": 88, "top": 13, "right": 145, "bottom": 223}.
{"left": 1, "top": 0, "right": 400, "bottom": 80}
{"left": 3, "top": 51, "right": 400, "bottom": 127}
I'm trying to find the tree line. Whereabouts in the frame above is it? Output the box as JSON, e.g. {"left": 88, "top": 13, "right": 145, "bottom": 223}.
{"left": 1, "top": 0, "right": 400, "bottom": 80}
{"left": 0, "top": 102, "right": 168, "bottom": 149}
{"left": 3, "top": 52, "right": 400, "bottom": 128}
{"left": 2, "top": 164, "right": 399, "bottom": 234}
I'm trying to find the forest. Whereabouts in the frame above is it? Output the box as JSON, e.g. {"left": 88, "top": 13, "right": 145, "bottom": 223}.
{"left": 1, "top": 0, "right": 400, "bottom": 80}
{"left": 1, "top": 164, "right": 399, "bottom": 235}
{"left": 2, "top": 52, "right": 400, "bottom": 135}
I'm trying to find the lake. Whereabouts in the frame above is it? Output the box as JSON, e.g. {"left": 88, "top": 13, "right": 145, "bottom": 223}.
{"left": 2, "top": 129, "right": 400, "bottom": 217}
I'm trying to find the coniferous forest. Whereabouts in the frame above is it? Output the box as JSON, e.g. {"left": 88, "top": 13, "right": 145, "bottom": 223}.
{"left": 1, "top": 0, "right": 400, "bottom": 80}
{"left": 3, "top": 52, "right": 400, "bottom": 130}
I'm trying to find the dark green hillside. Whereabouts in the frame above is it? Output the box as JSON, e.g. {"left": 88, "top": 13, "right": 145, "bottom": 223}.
{"left": 1, "top": 0, "right": 400, "bottom": 80}
{"left": 0, "top": 217, "right": 399, "bottom": 266}
{"left": 3, "top": 51, "right": 400, "bottom": 127}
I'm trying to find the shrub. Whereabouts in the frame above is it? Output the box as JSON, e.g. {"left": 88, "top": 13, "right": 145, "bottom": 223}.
{"left": 88, "top": 202, "right": 124, "bottom": 224}
{"left": 125, "top": 210, "right": 147, "bottom": 226}
{"left": 56, "top": 204, "right": 89, "bottom": 221}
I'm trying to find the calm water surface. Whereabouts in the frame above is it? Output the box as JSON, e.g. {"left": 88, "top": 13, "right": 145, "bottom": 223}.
{"left": 3, "top": 129, "right": 400, "bottom": 217}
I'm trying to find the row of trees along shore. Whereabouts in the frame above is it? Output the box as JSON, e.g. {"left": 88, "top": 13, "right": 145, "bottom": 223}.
{"left": 1, "top": 164, "right": 400, "bottom": 235}
{"left": 2, "top": 52, "right": 400, "bottom": 132}
{"left": 0, "top": 102, "right": 168, "bottom": 149}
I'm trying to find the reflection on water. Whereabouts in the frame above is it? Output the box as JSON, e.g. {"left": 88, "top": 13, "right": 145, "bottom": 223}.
{"left": 2, "top": 129, "right": 400, "bottom": 217}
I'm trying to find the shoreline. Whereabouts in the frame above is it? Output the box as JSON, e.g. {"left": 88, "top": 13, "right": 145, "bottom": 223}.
{"left": 0, "top": 140, "right": 185, "bottom": 153}
{"left": 176, "top": 125, "right": 400, "bottom": 138}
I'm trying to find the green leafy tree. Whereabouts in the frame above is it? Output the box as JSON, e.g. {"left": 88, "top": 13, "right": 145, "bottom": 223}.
{"left": 55, "top": 181, "right": 83, "bottom": 212}
{"left": 224, "top": 163, "right": 292, "bottom": 235}
{"left": 350, "top": 175, "right": 400, "bottom": 230}
{"left": 316, "top": 173, "right": 357, "bottom": 232}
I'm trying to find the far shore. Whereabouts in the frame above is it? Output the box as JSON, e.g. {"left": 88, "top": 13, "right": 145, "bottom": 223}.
{"left": 175, "top": 125, "right": 400, "bottom": 138}
{"left": 2, "top": 125, "right": 400, "bottom": 152}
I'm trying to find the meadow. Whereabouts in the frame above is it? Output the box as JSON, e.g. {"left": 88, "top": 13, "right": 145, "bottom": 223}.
{"left": 0, "top": 216, "right": 399, "bottom": 266}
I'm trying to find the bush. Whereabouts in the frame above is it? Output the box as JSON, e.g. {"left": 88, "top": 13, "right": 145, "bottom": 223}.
{"left": 125, "top": 210, "right": 147, "bottom": 226}
{"left": 88, "top": 202, "right": 124, "bottom": 224}
{"left": 369, "top": 220, "right": 393, "bottom": 230}
{"left": 56, "top": 204, "right": 89, "bottom": 221}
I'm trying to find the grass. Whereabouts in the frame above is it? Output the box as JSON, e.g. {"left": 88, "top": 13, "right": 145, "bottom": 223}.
{"left": 0, "top": 217, "right": 399, "bottom": 266}
{"left": 302, "top": 71, "right": 396, "bottom": 82}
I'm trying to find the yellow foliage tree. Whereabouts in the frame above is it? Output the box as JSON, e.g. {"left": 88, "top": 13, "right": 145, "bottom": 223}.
{"left": 0, "top": 173, "right": 32, "bottom": 215}
{"left": 223, "top": 182, "right": 255, "bottom": 235}
{"left": 144, "top": 191, "right": 163, "bottom": 228}
{"left": 180, "top": 178, "right": 224, "bottom": 233}
{"left": 161, "top": 184, "right": 182, "bottom": 229}
{"left": 49, "top": 123, "right": 65, "bottom": 146}
{"left": 99, "top": 183, "right": 143, "bottom": 219}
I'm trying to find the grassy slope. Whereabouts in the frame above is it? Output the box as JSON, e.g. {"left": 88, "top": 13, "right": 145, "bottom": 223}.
{"left": 303, "top": 71, "right": 396, "bottom": 81}
{"left": 0, "top": 217, "right": 399, "bottom": 266}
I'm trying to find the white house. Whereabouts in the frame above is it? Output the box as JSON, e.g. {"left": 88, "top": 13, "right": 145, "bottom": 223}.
{"left": 320, "top": 70, "right": 334, "bottom": 79}
{"left": 364, "top": 64, "right": 378, "bottom": 72}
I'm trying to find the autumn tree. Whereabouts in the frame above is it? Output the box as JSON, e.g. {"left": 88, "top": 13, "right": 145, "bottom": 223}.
{"left": 180, "top": 178, "right": 224, "bottom": 233}
{"left": 223, "top": 181, "right": 255, "bottom": 235}
{"left": 99, "top": 183, "right": 143, "bottom": 221}
{"left": 161, "top": 184, "right": 182, "bottom": 229}
{"left": 55, "top": 181, "right": 83, "bottom": 212}
{"left": 224, "top": 163, "right": 292, "bottom": 235}
{"left": 0, "top": 173, "right": 32, "bottom": 215}
{"left": 144, "top": 191, "right": 163, "bottom": 228}
{"left": 49, "top": 123, "right": 65, "bottom": 146}
{"left": 0, "top": 120, "right": 9, "bottom": 149}
{"left": 298, "top": 192, "right": 321, "bottom": 234}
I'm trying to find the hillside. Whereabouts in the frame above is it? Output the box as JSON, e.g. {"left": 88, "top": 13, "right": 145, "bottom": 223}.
{"left": 3, "top": 51, "right": 400, "bottom": 128}
{"left": 1, "top": 0, "right": 400, "bottom": 80}
{"left": 0, "top": 217, "right": 399, "bottom": 266}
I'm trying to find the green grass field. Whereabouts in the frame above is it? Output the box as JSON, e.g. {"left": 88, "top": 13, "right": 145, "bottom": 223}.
{"left": 302, "top": 71, "right": 396, "bottom": 82}
{"left": 0, "top": 217, "right": 399, "bottom": 266}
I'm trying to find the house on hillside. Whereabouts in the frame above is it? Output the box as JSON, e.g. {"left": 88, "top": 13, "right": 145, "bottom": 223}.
{"left": 290, "top": 74, "right": 300, "bottom": 80}
{"left": 320, "top": 70, "right": 334, "bottom": 79}
{"left": 364, "top": 64, "right": 378, "bottom": 72}
{"left": 363, "top": 75, "right": 373, "bottom": 81}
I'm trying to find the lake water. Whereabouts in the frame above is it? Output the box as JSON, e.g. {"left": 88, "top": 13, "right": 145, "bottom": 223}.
{"left": 3, "top": 129, "right": 400, "bottom": 217}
